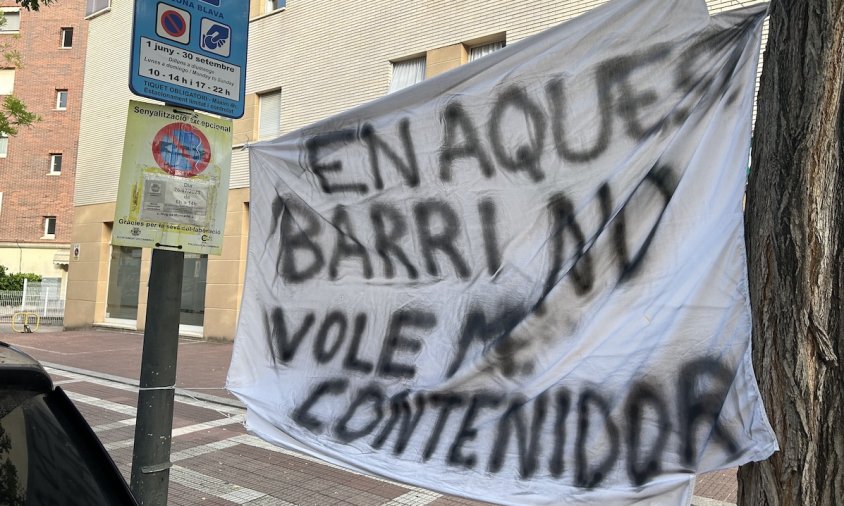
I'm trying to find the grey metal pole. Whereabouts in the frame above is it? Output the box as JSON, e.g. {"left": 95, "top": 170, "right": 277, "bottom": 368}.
{"left": 130, "top": 248, "right": 184, "bottom": 504}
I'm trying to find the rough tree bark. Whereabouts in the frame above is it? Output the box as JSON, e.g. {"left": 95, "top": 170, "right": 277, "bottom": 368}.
{"left": 737, "top": 0, "right": 844, "bottom": 505}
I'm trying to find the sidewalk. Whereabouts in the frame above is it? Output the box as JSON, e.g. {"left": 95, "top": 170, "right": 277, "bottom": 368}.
{"left": 0, "top": 327, "right": 740, "bottom": 505}
{"left": 0, "top": 326, "right": 239, "bottom": 406}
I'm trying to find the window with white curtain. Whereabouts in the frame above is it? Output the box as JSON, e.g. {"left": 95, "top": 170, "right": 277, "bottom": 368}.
{"left": 388, "top": 57, "right": 426, "bottom": 93}
{"left": 0, "top": 9, "right": 20, "bottom": 32}
{"left": 0, "top": 69, "right": 14, "bottom": 95}
{"left": 85, "top": 0, "right": 110, "bottom": 17}
{"left": 469, "top": 41, "right": 505, "bottom": 62}
{"left": 258, "top": 89, "right": 282, "bottom": 140}
{"left": 265, "top": 0, "right": 285, "bottom": 14}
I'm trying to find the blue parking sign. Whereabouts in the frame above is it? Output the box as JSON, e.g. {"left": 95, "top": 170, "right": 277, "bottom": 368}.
{"left": 130, "top": 0, "right": 249, "bottom": 119}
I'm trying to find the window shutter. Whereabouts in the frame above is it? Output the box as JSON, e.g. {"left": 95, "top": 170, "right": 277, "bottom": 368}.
{"left": 258, "top": 91, "right": 281, "bottom": 140}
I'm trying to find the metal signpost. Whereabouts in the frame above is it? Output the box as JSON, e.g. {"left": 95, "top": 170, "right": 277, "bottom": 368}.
{"left": 125, "top": 1, "right": 248, "bottom": 503}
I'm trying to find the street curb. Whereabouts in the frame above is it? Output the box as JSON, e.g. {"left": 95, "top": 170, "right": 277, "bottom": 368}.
{"left": 42, "top": 361, "right": 245, "bottom": 410}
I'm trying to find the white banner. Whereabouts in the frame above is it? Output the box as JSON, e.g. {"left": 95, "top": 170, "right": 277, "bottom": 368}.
{"left": 228, "top": 0, "right": 777, "bottom": 503}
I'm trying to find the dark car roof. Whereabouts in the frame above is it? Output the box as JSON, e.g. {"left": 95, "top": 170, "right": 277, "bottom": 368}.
{"left": 0, "top": 341, "right": 54, "bottom": 393}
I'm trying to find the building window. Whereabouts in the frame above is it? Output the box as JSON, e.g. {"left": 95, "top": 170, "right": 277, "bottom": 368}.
{"left": 469, "top": 41, "right": 505, "bottom": 62}
{"left": 0, "top": 9, "right": 20, "bottom": 33}
{"left": 56, "top": 89, "right": 68, "bottom": 110}
{"left": 0, "top": 69, "right": 14, "bottom": 95}
{"left": 265, "top": 0, "right": 285, "bottom": 14}
{"left": 258, "top": 89, "right": 282, "bottom": 140}
{"left": 60, "top": 27, "right": 73, "bottom": 48}
{"left": 43, "top": 216, "right": 56, "bottom": 239}
{"left": 0, "top": 134, "right": 7, "bottom": 157}
{"left": 50, "top": 153, "right": 62, "bottom": 174}
{"left": 86, "top": 0, "right": 110, "bottom": 17}
{"left": 388, "top": 56, "right": 426, "bottom": 93}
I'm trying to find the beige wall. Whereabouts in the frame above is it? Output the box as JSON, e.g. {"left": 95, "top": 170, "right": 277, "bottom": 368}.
{"left": 76, "top": 0, "right": 764, "bottom": 208}
{"left": 425, "top": 44, "right": 468, "bottom": 79}
{"left": 233, "top": 94, "right": 258, "bottom": 147}
{"left": 0, "top": 244, "right": 68, "bottom": 280}
{"left": 70, "top": 0, "right": 765, "bottom": 340}
{"left": 76, "top": 0, "right": 618, "bottom": 207}
{"left": 64, "top": 201, "right": 114, "bottom": 328}
{"left": 74, "top": 0, "right": 133, "bottom": 207}
{"left": 204, "top": 188, "right": 249, "bottom": 340}
{"left": 65, "top": 190, "right": 250, "bottom": 339}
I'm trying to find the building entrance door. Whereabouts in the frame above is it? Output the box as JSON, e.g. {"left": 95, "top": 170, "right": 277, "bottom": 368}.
{"left": 179, "top": 253, "right": 207, "bottom": 336}
{"left": 105, "top": 246, "right": 142, "bottom": 323}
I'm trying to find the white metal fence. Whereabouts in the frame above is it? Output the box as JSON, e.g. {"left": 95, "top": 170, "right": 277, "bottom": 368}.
{"left": 0, "top": 279, "right": 65, "bottom": 327}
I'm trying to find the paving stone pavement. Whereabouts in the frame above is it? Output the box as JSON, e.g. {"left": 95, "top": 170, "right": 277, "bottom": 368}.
{"left": 1, "top": 328, "right": 740, "bottom": 505}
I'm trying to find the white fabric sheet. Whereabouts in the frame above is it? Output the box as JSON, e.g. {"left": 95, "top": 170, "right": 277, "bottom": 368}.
{"left": 228, "top": 0, "right": 777, "bottom": 503}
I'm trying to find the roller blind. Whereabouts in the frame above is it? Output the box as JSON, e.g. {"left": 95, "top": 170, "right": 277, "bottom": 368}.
{"left": 258, "top": 90, "right": 282, "bottom": 140}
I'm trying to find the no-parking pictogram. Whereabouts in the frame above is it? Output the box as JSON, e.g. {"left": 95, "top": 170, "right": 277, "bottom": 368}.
{"left": 151, "top": 122, "right": 211, "bottom": 177}
{"left": 156, "top": 4, "right": 190, "bottom": 44}
{"left": 161, "top": 10, "right": 187, "bottom": 38}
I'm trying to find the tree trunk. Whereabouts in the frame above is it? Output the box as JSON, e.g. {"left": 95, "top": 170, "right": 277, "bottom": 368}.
{"left": 737, "top": 1, "right": 844, "bottom": 505}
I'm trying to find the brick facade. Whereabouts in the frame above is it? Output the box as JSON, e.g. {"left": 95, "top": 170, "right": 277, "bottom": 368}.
{"left": 0, "top": 0, "right": 87, "bottom": 245}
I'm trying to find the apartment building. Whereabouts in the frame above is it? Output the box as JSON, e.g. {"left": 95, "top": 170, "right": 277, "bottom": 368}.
{"left": 65, "top": 0, "right": 764, "bottom": 340}
{"left": 0, "top": 0, "right": 87, "bottom": 292}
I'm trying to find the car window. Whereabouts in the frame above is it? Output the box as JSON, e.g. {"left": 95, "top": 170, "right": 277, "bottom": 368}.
{"left": 0, "top": 387, "right": 136, "bottom": 505}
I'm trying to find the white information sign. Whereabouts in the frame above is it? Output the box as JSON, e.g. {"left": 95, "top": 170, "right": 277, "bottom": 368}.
{"left": 138, "top": 37, "right": 241, "bottom": 101}
{"left": 113, "top": 101, "right": 232, "bottom": 255}
{"left": 140, "top": 173, "right": 212, "bottom": 226}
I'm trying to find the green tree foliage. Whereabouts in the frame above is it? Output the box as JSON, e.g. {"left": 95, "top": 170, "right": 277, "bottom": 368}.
{"left": 17, "top": 0, "right": 54, "bottom": 11}
{"left": 0, "top": 0, "right": 58, "bottom": 136}
{"left": 0, "top": 265, "right": 41, "bottom": 291}
{"left": 0, "top": 95, "right": 39, "bottom": 136}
